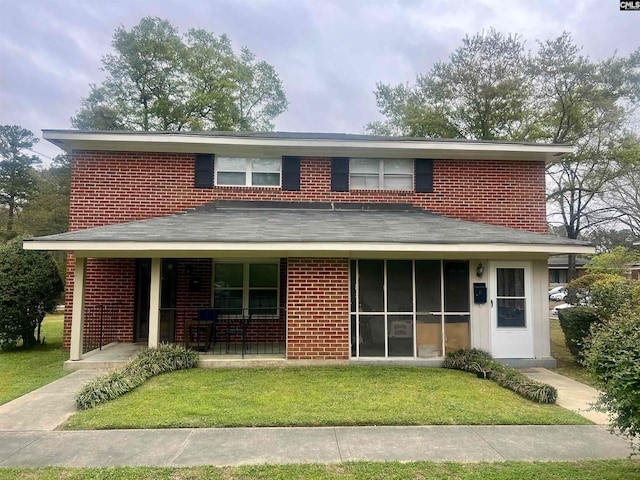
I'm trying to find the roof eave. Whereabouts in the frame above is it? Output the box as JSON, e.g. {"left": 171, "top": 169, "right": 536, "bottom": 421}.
{"left": 42, "top": 130, "right": 574, "bottom": 162}
{"left": 23, "top": 240, "right": 595, "bottom": 258}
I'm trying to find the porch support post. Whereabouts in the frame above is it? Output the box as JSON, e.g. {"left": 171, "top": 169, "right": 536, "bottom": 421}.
{"left": 69, "top": 256, "right": 86, "bottom": 361}
{"left": 148, "top": 258, "right": 162, "bottom": 348}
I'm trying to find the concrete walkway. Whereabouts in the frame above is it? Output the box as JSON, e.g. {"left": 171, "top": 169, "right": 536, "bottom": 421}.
{"left": 0, "top": 368, "right": 634, "bottom": 468}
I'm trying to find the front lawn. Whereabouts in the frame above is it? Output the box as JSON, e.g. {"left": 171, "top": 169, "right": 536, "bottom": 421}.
{"left": 1, "top": 459, "right": 639, "bottom": 479}
{"left": 0, "top": 313, "right": 68, "bottom": 405}
{"left": 63, "top": 365, "right": 589, "bottom": 430}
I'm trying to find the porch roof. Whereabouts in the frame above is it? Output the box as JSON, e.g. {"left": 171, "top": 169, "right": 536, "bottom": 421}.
{"left": 24, "top": 201, "right": 594, "bottom": 258}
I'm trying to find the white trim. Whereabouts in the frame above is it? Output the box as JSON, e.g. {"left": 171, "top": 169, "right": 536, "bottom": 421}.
{"left": 23, "top": 240, "right": 595, "bottom": 257}
{"left": 42, "top": 130, "right": 574, "bottom": 162}
{"left": 215, "top": 156, "right": 282, "bottom": 188}
{"left": 69, "top": 257, "right": 86, "bottom": 361}
{"left": 148, "top": 258, "right": 162, "bottom": 348}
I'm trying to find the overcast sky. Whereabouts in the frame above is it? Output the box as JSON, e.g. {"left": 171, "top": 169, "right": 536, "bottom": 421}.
{"left": 1, "top": 0, "right": 639, "bottom": 162}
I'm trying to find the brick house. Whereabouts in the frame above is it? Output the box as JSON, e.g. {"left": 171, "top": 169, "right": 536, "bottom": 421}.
{"left": 24, "top": 130, "right": 592, "bottom": 367}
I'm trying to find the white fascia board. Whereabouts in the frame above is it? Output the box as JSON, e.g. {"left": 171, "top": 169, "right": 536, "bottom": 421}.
{"left": 23, "top": 240, "right": 595, "bottom": 257}
{"left": 42, "top": 130, "right": 574, "bottom": 162}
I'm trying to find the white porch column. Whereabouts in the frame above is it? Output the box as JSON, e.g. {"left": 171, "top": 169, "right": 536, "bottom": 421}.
{"left": 148, "top": 258, "right": 162, "bottom": 348}
{"left": 69, "top": 256, "right": 86, "bottom": 361}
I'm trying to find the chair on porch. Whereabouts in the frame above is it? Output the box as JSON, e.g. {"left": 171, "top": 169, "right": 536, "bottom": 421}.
{"left": 224, "top": 309, "right": 252, "bottom": 357}
{"left": 183, "top": 308, "right": 217, "bottom": 352}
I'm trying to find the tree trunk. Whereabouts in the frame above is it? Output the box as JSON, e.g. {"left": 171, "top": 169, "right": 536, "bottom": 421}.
{"left": 567, "top": 253, "right": 577, "bottom": 282}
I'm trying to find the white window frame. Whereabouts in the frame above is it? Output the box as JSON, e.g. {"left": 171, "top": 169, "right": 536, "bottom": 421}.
{"left": 215, "top": 157, "right": 282, "bottom": 187}
{"left": 349, "top": 158, "right": 414, "bottom": 191}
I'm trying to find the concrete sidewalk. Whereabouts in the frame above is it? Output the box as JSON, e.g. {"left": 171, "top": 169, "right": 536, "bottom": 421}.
{"left": 0, "top": 367, "right": 634, "bottom": 467}
{"left": 0, "top": 425, "right": 633, "bottom": 467}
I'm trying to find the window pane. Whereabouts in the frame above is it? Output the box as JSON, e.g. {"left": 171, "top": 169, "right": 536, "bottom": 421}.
{"left": 388, "top": 315, "right": 413, "bottom": 356}
{"left": 249, "top": 264, "right": 278, "bottom": 287}
{"left": 217, "top": 172, "right": 246, "bottom": 185}
{"left": 416, "top": 314, "right": 442, "bottom": 358}
{"left": 358, "top": 260, "right": 384, "bottom": 312}
{"left": 350, "top": 158, "right": 379, "bottom": 174}
{"left": 350, "top": 174, "right": 380, "bottom": 189}
{"left": 359, "top": 315, "right": 385, "bottom": 356}
{"left": 416, "top": 260, "right": 441, "bottom": 313}
{"left": 497, "top": 268, "right": 525, "bottom": 297}
{"left": 387, "top": 260, "right": 413, "bottom": 312}
{"left": 249, "top": 290, "right": 278, "bottom": 313}
{"left": 444, "top": 261, "right": 469, "bottom": 312}
{"left": 252, "top": 158, "right": 280, "bottom": 172}
{"left": 214, "top": 290, "right": 243, "bottom": 313}
{"left": 383, "top": 175, "right": 413, "bottom": 190}
{"left": 217, "top": 157, "right": 247, "bottom": 171}
{"left": 497, "top": 299, "right": 526, "bottom": 327}
{"left": 383, "top": 159, "right": 413, "bottom": 173}
{"left": 252, "top": 172, "right": 280, "bottom": 186}
{"left": 214, "top": 264, "right": 243, "bottom": 288}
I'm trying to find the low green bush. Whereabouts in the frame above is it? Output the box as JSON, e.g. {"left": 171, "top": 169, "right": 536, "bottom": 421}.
{"left": 76, "top": 343, "right": 199, "bottom": 410}
{"left": 558, "top": 306, "right": 600, "bottom": 360}
{"left": 584, "top": 312, "right": 640, "bottom": 445}
{"left": 443, "top": 349, "right": 557, "bottom": 404}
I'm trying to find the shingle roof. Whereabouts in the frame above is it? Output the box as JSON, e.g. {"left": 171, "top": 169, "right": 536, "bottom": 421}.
{"left": 26, "top": 201, "right": 591, "bottom": 247}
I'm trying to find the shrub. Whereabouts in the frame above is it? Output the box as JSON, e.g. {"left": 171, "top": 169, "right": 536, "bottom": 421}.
{"left": 76, "top": 343, "right": 199, "bottom": 410}
{"left": 0, "top": 237, "right": 64, "bottom": 349}
{"left": 557, "top": 306, "right": 600, "bottom": 360}
{"left": 589, "top": 276, "right": 639, "bottom": 321}
{"left": 443, "top": 349, "right": 557, "bottom": 404}
{"left": 584, "top": 312, "right": 640, "bottom": 446}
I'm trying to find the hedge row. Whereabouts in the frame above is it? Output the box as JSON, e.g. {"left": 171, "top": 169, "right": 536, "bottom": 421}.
{"left": 442, "top": 348, "right": 557, "bottom": 404}
{"left": 76, "top": 343, "right": 199, "bottom": 410}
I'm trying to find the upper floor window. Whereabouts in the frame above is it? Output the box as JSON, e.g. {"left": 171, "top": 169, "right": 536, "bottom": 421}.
{"left": 216, "top": 157, "right": 281, "bottom": 187}
{"left": 349, "top": 158, "right": 413, "bottom": 190}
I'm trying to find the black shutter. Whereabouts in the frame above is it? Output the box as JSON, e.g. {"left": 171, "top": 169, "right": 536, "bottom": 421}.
{"left": 415, "top": 158, "right": 434, "bottom": 193}
{"left": 194, "top": 154, "right": 214, "bottom": 188}
{"left": 281, "top": 156, "right": 301, "bottom": 191}
{"left": 331, "top": 157, "right": 349, "bottom": 192}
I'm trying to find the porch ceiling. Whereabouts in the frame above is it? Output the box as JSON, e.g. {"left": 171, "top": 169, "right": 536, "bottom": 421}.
{"left": 24, "top": 201, "right": 594, "bottom": 258}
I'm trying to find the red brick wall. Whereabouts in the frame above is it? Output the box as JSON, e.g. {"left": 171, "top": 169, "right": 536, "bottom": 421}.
{"left": 65, "top": 150, "right": 547, "bottom": 351}
{"left": 286, "top": 258, "right": 350, "bottom": 360}
{"left": 69, "top": 151, "right": 547, "bottom": 233}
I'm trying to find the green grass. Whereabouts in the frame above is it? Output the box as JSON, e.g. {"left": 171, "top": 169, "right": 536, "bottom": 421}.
{"left": 549, "top": 318, "right": 596, "bottom": 387}
{"left": 62, "top": 365, "right": 589, "bottom": 430}
{"left": 0, "top": 313, "right": 68, "bottom": 405}
{"left": 1, "top": 460, "right": 639, "bottom": 479}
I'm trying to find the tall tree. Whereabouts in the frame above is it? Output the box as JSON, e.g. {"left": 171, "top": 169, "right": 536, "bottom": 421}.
{"left": 366, "top": 29, "right": 533, "bottom": 140}
{"left": 367, "top": 31, "right": 640, "bottom": 280}
{"left": 0, "top": 125, "right": 41, "bottom": 240}
{"left": 72, "top": 16, "right": 288, "bottom": 132}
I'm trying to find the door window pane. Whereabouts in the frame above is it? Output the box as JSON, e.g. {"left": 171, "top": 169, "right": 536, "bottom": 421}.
{"left": 387, "top": 260, "right": 413, "bottom": 312}
{"left": 416, "top": 260, "right": 441, "bottom": 312}
{"left": 497, "top": 298, "right": 526, "bottom": 327}
{"left": 444, "top": 261, "right": 469, "bottom": 312}
{"left": 359, "top": 315, "right": 385, "bottom": 356}
{"left": 497, "top": 268, "right": 525, "bottom": 297}
{"left": 388, "top": 315, "right": 413, "bottom": 356}
{"left": 358, "top": 260, "right": 384, "bottom": 312}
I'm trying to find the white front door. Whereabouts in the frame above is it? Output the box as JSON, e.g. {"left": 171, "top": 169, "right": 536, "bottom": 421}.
{"left": 490, "top": 262, "right": 534, "bottom": 358}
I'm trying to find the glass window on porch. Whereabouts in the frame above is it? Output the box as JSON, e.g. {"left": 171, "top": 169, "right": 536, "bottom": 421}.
{"left": 213, "top": 262, "right": 279, "bottom": 316}
{"left": 351, "top": 259, "right": 470, "bottom": 359}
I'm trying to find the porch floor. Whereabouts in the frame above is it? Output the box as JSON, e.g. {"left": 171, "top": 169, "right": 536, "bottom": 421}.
{"left": 64, "top": 342, "right": 287, "bottom": 372}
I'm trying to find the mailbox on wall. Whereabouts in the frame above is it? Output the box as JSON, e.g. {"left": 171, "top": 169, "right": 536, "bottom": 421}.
{"left": 473, "top": 283, "right": 487, "bottom": 304}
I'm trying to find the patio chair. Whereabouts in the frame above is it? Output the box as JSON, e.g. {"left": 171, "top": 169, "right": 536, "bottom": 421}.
{"left": 225, "top": 310, "right": 251, "bottom": 357}
{"left": 183, "top": 308, "right": 217, "bottom": 352}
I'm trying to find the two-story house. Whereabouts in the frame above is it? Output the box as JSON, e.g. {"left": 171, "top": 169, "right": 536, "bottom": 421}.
{"left": 24, "top": 130, "right": 593, "bottom": 368}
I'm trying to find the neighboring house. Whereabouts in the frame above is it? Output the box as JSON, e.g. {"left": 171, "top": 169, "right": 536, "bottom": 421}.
{"left": 24, "top": 130, "right": 593, "bottom": 367}
{"left": 548, "top": 256, "right": 589, "bottom": 285}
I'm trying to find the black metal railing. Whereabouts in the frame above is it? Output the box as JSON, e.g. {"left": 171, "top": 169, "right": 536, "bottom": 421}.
{"left": 162, "top": 306, "right": 286, "bottom": 358}
{"left": 82, "top": 303, "right": 122, "bottom": 354}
